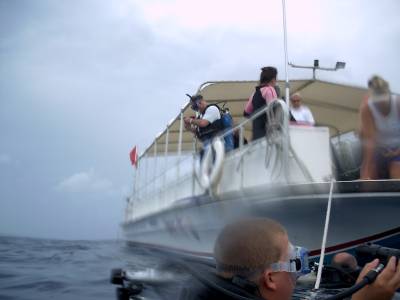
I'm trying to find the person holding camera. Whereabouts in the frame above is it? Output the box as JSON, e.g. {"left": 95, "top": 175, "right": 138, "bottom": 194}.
{"left": 184, "top": 94, "right": 222, "bottom": 149}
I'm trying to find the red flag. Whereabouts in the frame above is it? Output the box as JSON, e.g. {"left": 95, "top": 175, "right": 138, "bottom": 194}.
{"left": 130, "top": 146, "right": 138, "bottom": 168}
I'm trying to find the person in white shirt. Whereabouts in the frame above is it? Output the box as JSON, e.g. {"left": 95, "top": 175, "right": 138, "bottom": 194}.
{"left": 184, "top": 94, "right": 221, "bottom": 148}
{"left": 290, "top": 93, "right": 315, "bottom": 125}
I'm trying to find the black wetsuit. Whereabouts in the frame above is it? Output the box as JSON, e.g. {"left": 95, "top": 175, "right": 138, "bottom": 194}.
{"left": 179, "top": 278, "right": 235, "bottom": 300}
{"left": 177, "top": 258, "right": 263, "bottom": 300}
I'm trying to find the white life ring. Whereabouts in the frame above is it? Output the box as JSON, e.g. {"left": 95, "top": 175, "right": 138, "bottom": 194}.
{"left": 198, "top": 138, "right": 225, "bottom": 191}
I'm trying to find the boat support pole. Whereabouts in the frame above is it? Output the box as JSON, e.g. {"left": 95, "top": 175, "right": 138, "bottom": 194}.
{"left": 281, "top": 0, "right": 290, "bottom": 103}
{"left": 314, "top": 180, "right": 335, "bottom": 290}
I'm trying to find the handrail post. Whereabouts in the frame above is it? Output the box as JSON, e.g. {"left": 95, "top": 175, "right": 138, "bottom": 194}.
{"left": 134, "top": 163, "right": 140, "bottom": 213}
{"left": 239, "top": 125, "right": 244, "bottom": 149}
{"left": 177, "top": 110, "right": 184, "bottom": 192}
{"left": 163, "top": 127, "right": 169, "bottom": 204}
{"left": 144, "top": 153, "right": 148, "bottom": 201}
{"left": 153, "top": 141, "right": 157, "bottom": 199}
{"left": 136, "top": 158, "right": 142, "bottom": 200}
{"left": 238, "top": 125, "right": 245, "bottom": 190}
{"left": 133, "top": 163, "right": 138, "bottom": 196}
{"left": 191, "top": 138, "right": 196, "bottom": 196}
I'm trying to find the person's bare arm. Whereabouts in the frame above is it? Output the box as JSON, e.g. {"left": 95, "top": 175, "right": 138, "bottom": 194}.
{"left": 183, "top": 117, "right": 197, "bottom": 133}
{"left": 191, "top": 118, "right": 209, "bottom": 128}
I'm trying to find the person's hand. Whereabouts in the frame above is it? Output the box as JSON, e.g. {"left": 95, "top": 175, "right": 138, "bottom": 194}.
{"left": 351, "top": 257, "right": 400, "bottom": 300}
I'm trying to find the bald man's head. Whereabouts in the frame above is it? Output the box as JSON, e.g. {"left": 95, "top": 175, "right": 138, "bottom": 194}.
{"left": 213, "top": 218, "right": 288, "bottom": 278}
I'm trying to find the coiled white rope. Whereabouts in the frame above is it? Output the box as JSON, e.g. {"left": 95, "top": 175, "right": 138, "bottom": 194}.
{"left": 265, "top": 100, "right": 290, "bottom": 181}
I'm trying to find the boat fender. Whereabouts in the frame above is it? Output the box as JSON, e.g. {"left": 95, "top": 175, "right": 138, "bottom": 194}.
{"left": 199, "top": 138, "right": 225, "bottom": 190}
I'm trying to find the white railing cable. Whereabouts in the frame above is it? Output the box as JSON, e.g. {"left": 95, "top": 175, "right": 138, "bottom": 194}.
{"left": 314, "top": 180, "right": 335, "bottom": 290}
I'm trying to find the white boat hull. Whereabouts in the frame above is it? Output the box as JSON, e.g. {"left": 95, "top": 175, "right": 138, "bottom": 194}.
{"left": 123, "top": 181, "right": 400, "bottom": 259}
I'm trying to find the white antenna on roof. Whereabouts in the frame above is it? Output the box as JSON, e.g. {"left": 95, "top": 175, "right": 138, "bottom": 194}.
{"left": 289, "top": 60, "right": 346, "bottom": 80}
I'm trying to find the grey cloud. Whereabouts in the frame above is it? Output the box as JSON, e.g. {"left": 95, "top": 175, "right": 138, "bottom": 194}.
{"left": 0, "top": 153, "right": 12, "bottom": 165}
{"left": 56, "top": 169, "right": 115, "bottom": 194}
{"left": 1, "top": 0, "right": 399, "bottom": 239}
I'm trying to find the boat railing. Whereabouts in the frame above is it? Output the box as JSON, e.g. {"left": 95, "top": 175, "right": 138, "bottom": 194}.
{"left": 218, "top": 98, "right": 289, "bottom": 144}
{"left": 127, "top": 98, "right": 296, "bottom": 222}
{"left": 215, "top": 98, "right": 291, "bottom": 181}
{"left": 129, "top": 98, "right": 333, "bottom": 222}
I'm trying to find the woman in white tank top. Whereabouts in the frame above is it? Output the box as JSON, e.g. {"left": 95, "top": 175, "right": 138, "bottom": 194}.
{"left": 359, "top": 75, "right": 400, "bottom": 180}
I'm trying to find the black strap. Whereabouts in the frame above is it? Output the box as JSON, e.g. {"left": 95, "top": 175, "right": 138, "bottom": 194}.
{"left": 180, "top": 259, "right": 264, "bottom": 300}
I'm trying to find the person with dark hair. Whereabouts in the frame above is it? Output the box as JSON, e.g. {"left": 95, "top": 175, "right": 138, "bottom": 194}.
{"left": 184, "top": 94, "right": 222, "bottom": 149}
{"left": 359, "top": 75, "right": 400, "bottom": 179}
{"left": 244, "top": 67, "right": 280, "bottom": 141}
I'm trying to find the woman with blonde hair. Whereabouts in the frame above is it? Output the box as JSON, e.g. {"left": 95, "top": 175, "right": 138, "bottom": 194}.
{"left": 359, "top": 75, "right": 400, "bottom": 179}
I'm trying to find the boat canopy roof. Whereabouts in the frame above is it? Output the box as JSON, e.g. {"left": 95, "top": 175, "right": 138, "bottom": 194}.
{"left": 141, "top": 79, "right": 369, "bottom": 158}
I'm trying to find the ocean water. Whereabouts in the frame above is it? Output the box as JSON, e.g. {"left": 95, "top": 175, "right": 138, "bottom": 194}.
{"left": 1, "top": 236, "right": 398, "bottom": 300}
{"left": 0, "top": 236, "right": 183, "bottom": 300}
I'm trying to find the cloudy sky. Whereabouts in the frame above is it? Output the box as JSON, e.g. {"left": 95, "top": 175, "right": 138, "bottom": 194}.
{"left": 0, "top": 0, "right": 399, "bottom": 240}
